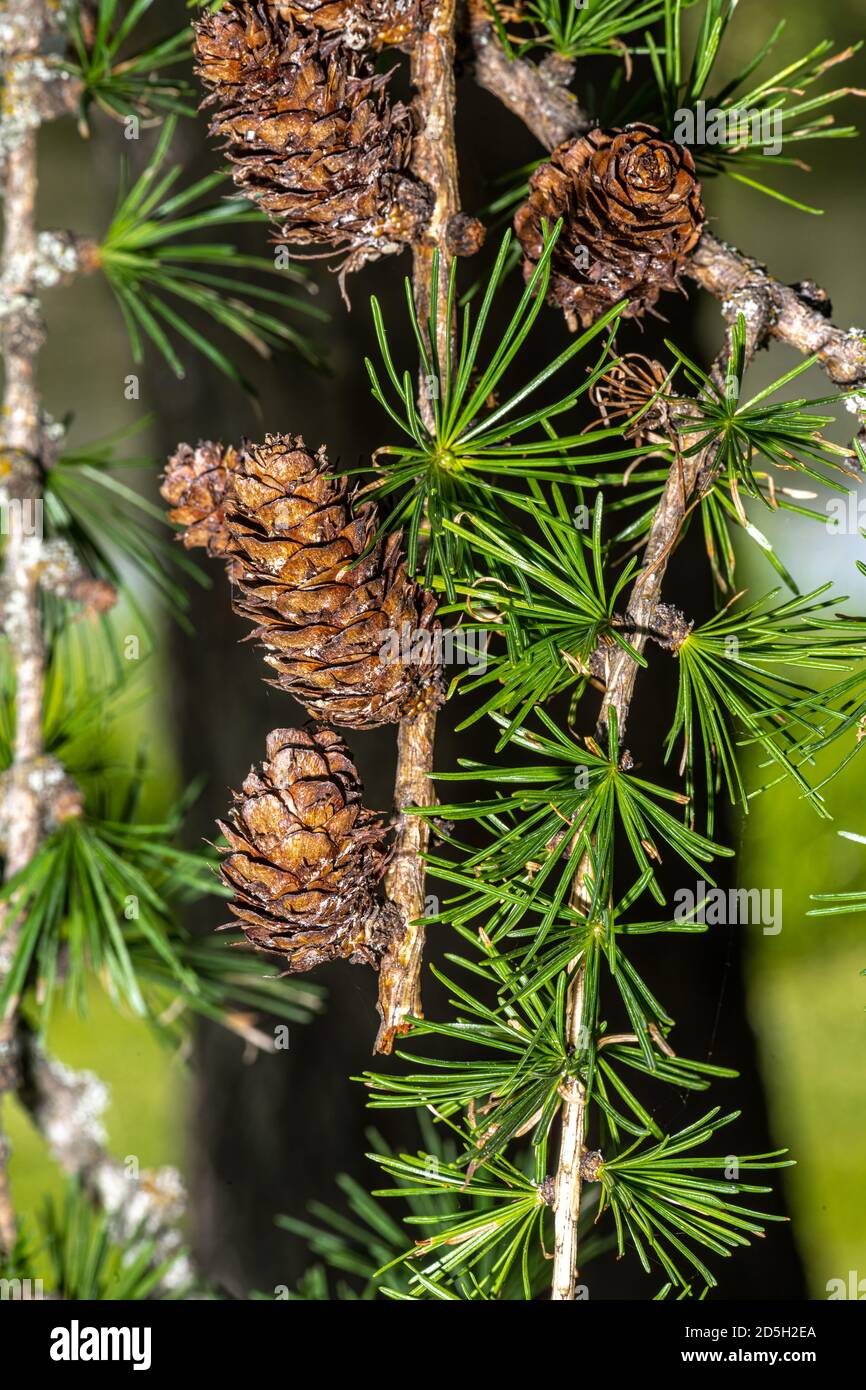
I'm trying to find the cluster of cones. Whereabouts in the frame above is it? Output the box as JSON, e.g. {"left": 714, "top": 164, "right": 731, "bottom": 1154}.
{"left": 162, "top": 433, "right": 441, "bottom": 977}
{"left": 195, "top": 5, "right": 705, "bottom": 314}
{"left": 182, "top": 2, "right": 707, "bottom": 995}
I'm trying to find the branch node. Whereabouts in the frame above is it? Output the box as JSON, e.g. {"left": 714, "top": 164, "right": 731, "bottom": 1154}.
{"left": 651, "top": 603, "right": 694, "bottom": 653}
{"left": 579, "top": 1149, "right": 604, "bottom": 1183}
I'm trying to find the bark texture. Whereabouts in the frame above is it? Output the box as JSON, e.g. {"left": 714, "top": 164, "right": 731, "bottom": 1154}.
{"left": 374, "top": 0, "right": 461, "bottom": 1053}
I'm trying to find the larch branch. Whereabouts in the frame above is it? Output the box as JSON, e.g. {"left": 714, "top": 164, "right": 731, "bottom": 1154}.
{"left": 466, "top": 13, "right": 866, "bottom": 415}
{"left": 685, "top": 232, "right": 866, "bottom": 413}
{"left": 551, "top": 853, "right": 592, "bottom": 1301}
{"left": 0, "top": 1, "right": 115, "bottom": 1256}
{"left": 461, "top": 12, "right": 854, "bottom": 1297}
{"left": 0, "top": 0, "right": 53, "bottom": 1256}
{"left": 598, "top": 277, "right": 776, "bottom": 738}
{"left": 469, "top": 0, "right": 588, "bottom": 150}
{"left": 16, "top": 1022, "right": 193, "bottom": 1290}
{"left": 375, "top": 0, "right": 461, "bottom": 1054}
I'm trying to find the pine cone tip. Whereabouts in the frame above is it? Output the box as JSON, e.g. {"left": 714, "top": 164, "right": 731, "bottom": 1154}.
{"left": 161, "top": 440, "right": 239, "bottom": 556}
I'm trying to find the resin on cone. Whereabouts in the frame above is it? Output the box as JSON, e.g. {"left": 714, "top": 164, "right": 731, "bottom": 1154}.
{"left": 265, "top": 0, "right": 431, "bottom": 50}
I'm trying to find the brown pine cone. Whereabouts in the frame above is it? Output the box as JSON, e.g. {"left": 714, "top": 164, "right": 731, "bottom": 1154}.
{"left": 514, "top": 124, "right": 705, "bottom": 329}
{"left": 267, "top": 0, "right": 432, "bottom": 50}
{"left": 219, "top": 726, "right": 400, "bottom": 972}
{"left": 190, "top": 3, "right": 263, "bottom": 92}
{"left": 194, "top": 2, "right": 432, "bottom": 279}
{"left": 227, "top": 433, "right": 443, "bottom": 728}
{"left": 161, "top": 441, "right": 240, "bottom": 557}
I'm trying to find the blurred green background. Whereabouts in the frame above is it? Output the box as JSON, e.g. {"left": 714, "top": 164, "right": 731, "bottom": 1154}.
{"left": 701, "top": 0, "right": 866, "bottom": 1293}
{"left": 5, "top": 0, "right": 865, "bottom": 1297}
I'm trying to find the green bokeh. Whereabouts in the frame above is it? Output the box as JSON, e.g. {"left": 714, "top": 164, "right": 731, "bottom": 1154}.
{"left": 701, "top": 0, "right": 866, "bottom": 1297}
{"left": 8, "top": 988, "right": 187, "bottom": 1221}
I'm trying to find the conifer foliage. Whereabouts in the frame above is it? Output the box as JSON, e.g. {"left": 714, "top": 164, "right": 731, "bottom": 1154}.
{"left": 1, "top": 0, "right": 865, "bottom": 1305}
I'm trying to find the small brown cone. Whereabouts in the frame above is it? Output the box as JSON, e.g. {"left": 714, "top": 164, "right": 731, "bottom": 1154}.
{"left": 219, "top": 726, "right": 400, "bottom": 972}
{"left": 161, "top": 441, "right": 240, "bottom": 557}
{"left": 193, "top": 2, "right": 431, "bottom": 279}
{"left": 514, "top": 124, "right": 705, "bottom": 329}
{"left": 226, "top": 433, "right": 443, "bottom": 728}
